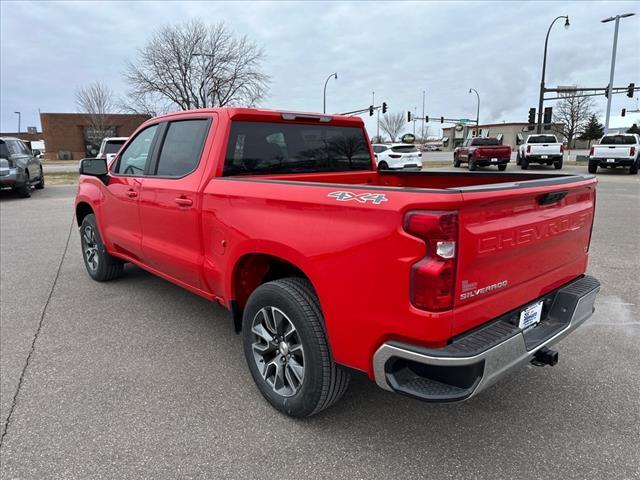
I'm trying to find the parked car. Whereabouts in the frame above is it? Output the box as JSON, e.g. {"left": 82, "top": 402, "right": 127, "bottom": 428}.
{"left": 97, "top": 137, "right": 128, "bottom": 164}
{"left": 588, "top": 133, "right": 640, "bottom": 174}
{"left": 517, "top": 134, "right": 564, "bottom": 170}
{"left": 0, "top": 137, "right": 45, "bottom": 197}
{"left": 453, "top": 137, "right": 511, "bottom": 171}
{"left": 372, "top": 143, "right": 422, "bottom": 169}
{"left": 75, "top": 108, "right": 600, "bottom": 417}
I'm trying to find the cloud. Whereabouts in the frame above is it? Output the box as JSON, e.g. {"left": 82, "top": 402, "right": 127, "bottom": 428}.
{"left": 1, "top": 0, "right": 638, "bottom": 136}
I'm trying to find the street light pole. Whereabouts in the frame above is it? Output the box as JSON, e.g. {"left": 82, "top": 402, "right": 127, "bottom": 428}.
{"left": 421, "top": 90, "right": 426, "bottom": 141}
{"left": 323, "top": 72, "right": 337, "bottom": 114}
{"left": 469, "top": 88, "right": 480, "bottom": 136}
{"left": 602, "top": 13, "right": 635, "bottom": 134}
{"left": 537, "top": 15, "right": 570, "bottom": 133}
{"left": 14, "top": 111, "right": 21, "bottom": 133}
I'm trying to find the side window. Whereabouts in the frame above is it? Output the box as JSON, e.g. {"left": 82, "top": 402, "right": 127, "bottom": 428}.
{"left": 18, "top": 141, "right": 31, "bottom": 155}
{"left": 154, "top": 119, "right": 210, "bottom": 177}
{"left": 6, "top": 141, "right": 21, "bottom": 155}
{"left": 115, "top": 125, "right": 158, "bottom": 175}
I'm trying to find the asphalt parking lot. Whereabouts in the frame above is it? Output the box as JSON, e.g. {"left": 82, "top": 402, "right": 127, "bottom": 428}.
{"left": 1, "top": 165, "right": 639, "bottom": 479}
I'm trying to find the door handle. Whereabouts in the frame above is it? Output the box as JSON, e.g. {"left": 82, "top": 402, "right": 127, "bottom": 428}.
{"left": 175, "top": 196, "right": 193, "bottom": 207}
{"left": 126, "top": 189, "right": 138, "bottom": 198}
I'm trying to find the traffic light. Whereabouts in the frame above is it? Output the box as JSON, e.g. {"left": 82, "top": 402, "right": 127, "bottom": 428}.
{"left": 543, "top": 107, "right": 552, "bottom": 128}
{"left": 369, "top": 105, "right": 374, "bottom": 116}
{"left": 440, "top": 116, "right": 444, "bottom": 123}
{"left": 622, "top": 108, "right": 626, "bottom": 117}
{"left": 604, "top": 84, "right": 609, "bottom": 99}
{"left": 407, "top": 111, "right": 412, "bottom": 122}
{"left": 425, "top": 115, "right": 429, "bottom": 123}
{"left": 528, "top": 108, "right": 536, "bottom": 125}
{"left": 628, "top": 83, "right": 635, "bottom": 98}
{"left": 382, "top": 102, "right": 388, "bottom": 114}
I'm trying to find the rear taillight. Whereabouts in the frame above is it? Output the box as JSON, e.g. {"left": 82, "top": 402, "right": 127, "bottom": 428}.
{"left": 526, "top": 145, "right": 531, "bottom": 154}
{"left": 631, "top": 146, "right": 636, "bottom": 157}
{"left": 560, "top": 144, "right": 564, "bottom": 153}
{"left": 389, "top": 154, "right": 401, "bottom": 159}
{"left": 589, "top": 146, "right": 595, "bottom": 157}
{"left": 404, "top": 211, "right": 458, "bottom": 311}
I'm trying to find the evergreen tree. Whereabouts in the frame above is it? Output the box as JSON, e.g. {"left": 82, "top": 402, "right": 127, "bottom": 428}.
{"left": 627, "top": 123, "right": 640, "bottom": 135}
{"left": 579, "top": 114, "right": 604, "bottom": 147}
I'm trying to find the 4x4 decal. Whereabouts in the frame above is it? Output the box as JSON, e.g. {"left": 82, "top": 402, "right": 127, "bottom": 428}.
{"left": 328, "top": 191, "right": 388, "bottom": 205}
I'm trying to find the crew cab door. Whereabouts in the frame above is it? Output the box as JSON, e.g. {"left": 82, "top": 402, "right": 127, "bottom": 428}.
{"left": 102, "top": 124, "right": 159, "bottom": 260}
{"left": 138, "top": 117, "right": 212, "bottom": 290}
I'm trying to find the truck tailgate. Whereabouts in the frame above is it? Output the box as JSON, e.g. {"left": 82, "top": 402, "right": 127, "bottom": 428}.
{"left": 530, "top": 144, "right": 561, "bottom": 155}
{"left": 476, "top": 146, "right": 511, "bottom": 157}
{"left": 593, "top": 145, "right": 633, "bottom": 159}
{"left": 453, "top": 178, "right": 595, "bottom": 334}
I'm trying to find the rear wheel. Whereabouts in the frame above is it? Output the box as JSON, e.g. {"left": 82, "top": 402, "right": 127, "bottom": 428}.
{"left": 242, "top": 278, "right": 350, "bottom": 417}
{"left": 468, "top": 157, "right": 477, "bottom": 171}
{"left": 498, "top": 163, "right": 507, "bottom": 171}
{"left": 378, "top": 161, "right": 389, "bottom": 170}
{"left": 521, "top": 157, "right": 529, "bottom": 170}
{"left": 80, "top": 214, "right": 124, "bottom": 281}
{"left": 588, "top": 162, "right": 597, "bottom": 174}
{"left": 453, "top": 154, "right": 460, "bottom": 168}
{"left": 16, "top": 171, "right": 31, "bottom": 198}
{"left": 554, "top": 158, "right": 563, "bottom": 170}
{"left": 516, "top": 152, "right": 522, "bottom": 166}
{"left": 35, "top": 167, "right": 45, "bottom": 189}
{"left": 630, "top": 159, "right": 638, "bottom": 175}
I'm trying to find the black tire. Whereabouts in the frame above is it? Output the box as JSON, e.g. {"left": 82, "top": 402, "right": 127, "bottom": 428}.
{"left": 588, "top": 162, "right": 597, "bottom": 174}
{"left": 498, "top": 163, "right": 507, "bottom": 171}
{"left": 453, "top": 154, "right": 460, "bottom": 168}
{"left": 554, "top": 158, "right": 563, "bottom": 170}
{"left": 242, "top": 277, "right": 350, "bottom": 417}
{"left": 521, "top": 157, "right": 529, "bottom": 170}
{"left": 516, "top": 152, "right": 522, "bottom": 166}
{"left": 15, "top": 171, "right": 31, "bottom": 198}
{"left": 378, "top": 161, "right": 389, "bottom": 170}
{"left": 468, "top": 157, "right": 477, "bottom": 171}
{"left": 80, "top": 214, "right": 124, "bottom": 282}
{"left": 35, "top": 167, "right": 45, "bottom": 189}
{"left": 630, "top": 159, "right": 638, "bottom": 175}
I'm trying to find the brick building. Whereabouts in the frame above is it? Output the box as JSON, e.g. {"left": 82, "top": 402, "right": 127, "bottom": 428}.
{"left": 37, "top": 113, "right": 150, "bottom": 160}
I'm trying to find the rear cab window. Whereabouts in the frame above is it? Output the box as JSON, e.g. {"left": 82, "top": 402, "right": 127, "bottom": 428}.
{"left": 104, "top": 140, "right": 126, "bottom": 154}
{"left": 600, "top": 135, "right": 636, "bottom": 145}
{"left": 224, "top": 121, "right": 371, "bottom": 176}
{"left": 528, "top": 135, "right": 557, "bottom": 143}
{"left": 471, "top": 138, "right": 500, "bottom": 146}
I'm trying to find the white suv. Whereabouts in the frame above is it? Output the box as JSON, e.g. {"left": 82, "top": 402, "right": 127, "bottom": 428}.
{"left": 372, "top": 143, "right": 422, "bottom": 170}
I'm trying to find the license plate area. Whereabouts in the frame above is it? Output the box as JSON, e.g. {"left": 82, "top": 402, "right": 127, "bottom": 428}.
{"left": 541, "top": 155, "right": 548, "bottom": 159}
{"left": 607, "top": 158, "right": 615, "bottom": 163}
{"left": 519, "top": 301, "right": 543, "bottom": 331}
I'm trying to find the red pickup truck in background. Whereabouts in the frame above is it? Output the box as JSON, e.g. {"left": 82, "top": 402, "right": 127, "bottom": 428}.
{"left": 75, "top": 108, "right": 600, "bottom": 417}
{"left": 454, "top": 137, "right": 512, "bottom": 171}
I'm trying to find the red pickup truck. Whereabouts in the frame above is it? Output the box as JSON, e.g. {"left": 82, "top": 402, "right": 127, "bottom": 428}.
{"left": 454, "top": 137, "right": 512, "bottom": 171}
{"left": 75, "top": 108, "right": 600, "bottom": 417}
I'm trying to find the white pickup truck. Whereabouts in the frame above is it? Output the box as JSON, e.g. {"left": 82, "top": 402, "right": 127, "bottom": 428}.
{"left": 517, "top": 134, "right": 564, "bottom": 170}
{"left": 589, "top": 133, "right": 640, "bottom": 175}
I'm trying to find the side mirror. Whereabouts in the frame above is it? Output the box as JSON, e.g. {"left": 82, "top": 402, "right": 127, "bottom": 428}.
{"left": 33, "top": 149, "right": 41, "bottom": 156}
{"left": 79, "top": 158, "right": 108, "bottom": 176}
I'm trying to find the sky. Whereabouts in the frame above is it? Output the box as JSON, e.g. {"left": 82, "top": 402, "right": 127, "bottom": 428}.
{"left": 1, "top": 0, "right": 639, "bottom": 138}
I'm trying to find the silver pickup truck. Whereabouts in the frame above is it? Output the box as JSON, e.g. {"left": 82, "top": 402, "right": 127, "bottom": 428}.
{"left": 517, "top": 134, "right": 564, "bottom": 170}
{"left": 589, "top": 133, "right": 640, "bottom": 174}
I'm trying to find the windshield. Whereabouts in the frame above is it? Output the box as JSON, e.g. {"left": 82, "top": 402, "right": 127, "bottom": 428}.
{"left": 104, "top": 140, "right": 126, "bottom": 154}
{"left": 528, "top": 135, "right": 557, "bottom": 143}
{"left": 472, "top": 138, "right": 500, "bottom": 146}
{"left": 600, "top": 135, "right": 636, "bottom": 145}
{"left": 224, "top": 121, "right": 371, "bottom": 176}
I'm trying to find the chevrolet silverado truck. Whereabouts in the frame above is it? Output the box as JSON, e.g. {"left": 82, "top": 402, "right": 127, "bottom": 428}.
{"left": 588, "top": 133, "right": 640, "bottom": 174}
{"left": 517, "top": 134, "right": 564, "bottom": 170}
{"left": 453, "top": 137, "right": 511, "bottom": 171}
{"left": 75, "top": 108, "right": 600, "bottom": 417}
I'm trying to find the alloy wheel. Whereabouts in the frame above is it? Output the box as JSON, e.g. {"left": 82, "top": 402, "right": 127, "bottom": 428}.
{"left": 82, "top": 225, "right": 99, "bottom": 272}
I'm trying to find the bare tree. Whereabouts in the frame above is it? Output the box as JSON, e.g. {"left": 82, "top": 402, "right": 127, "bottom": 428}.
{"left": 379, "top": 112, "right": 406, "bottom": 142}
{"left": 75, "top": 81, "right": 118, "bottom": 153}
{"left": 125, "top": 20, "right": 270, "bottom": 110}
{"left": 553, "top": 93, "right": 596, "bottom": 148}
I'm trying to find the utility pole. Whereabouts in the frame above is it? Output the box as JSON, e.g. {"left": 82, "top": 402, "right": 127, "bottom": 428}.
{"left": 14, "top": 111, "right": 21, "bottom": 133}
{"left": 421, "top": 90, "right": 426, "bottom": 141}
{"left": 601, "top": 13, "right": 635, "bottom": 134}
{"left": 323, "top": 72, "right": 338, "bottom": 114}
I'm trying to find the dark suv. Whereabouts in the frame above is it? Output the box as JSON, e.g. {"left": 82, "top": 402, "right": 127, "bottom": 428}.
{"left": 0, "top": 137, "right": 45, "bottom": 197}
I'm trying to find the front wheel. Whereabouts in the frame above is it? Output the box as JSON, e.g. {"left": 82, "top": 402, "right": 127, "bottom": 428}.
{"left": 80, "top": 214, "right": 124, "bottom": 281}
{"left": 516, "top": 153, "right": 522, "bottom": 166}
{"left": 588, "top": 162, "right": 597, "bottom": 174}
{"left": 453, "top": 155, "right": 460, "bottom": 168}
{"left": 242, "top": 278, "right": 350, "bottom": 417}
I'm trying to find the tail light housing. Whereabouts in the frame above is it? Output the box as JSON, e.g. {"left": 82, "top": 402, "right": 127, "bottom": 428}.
{"left": 589, "top": 146, "right": 595, "bottom": 157}
{"left": 631, "top": 146, "right": 636, "bottom": 157}
{"left": 404, "top": 211, "right": 458, "bottom": 311}
{"left": 560, "top": 144, "right": 565, "bottom": 153}
{"left": 526, "top": 145, "right": 531, "bottom": 154}
{"left": 389, "top": 154, "right": 402, "bottom": 159}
